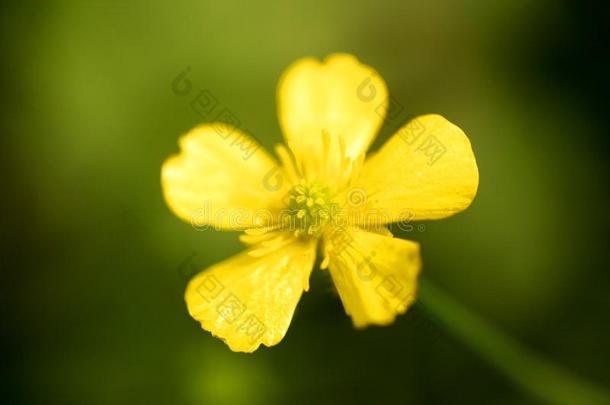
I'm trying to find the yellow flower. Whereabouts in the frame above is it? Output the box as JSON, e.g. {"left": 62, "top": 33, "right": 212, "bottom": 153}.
{"left": 161, "top": 54, "right": 479, "bottom": 352}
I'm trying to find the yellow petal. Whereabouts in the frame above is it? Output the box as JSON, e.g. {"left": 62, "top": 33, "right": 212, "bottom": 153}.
{"left": 349, "top": 114, "right": 479, "bottom": 223}
{"left": 325, "top": 226, "right": 421, "bottom": 327}
{"left": 185, "top": 237, "right": 317, "bottom": 352}
{"left": 161, "top": 124, "right": 287, "bottom": 230}
{"left": 277, "top": 54, "right": 388, "bottom": 164}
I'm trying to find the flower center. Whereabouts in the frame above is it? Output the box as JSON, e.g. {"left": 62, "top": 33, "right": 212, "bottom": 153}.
{"left": 286, "top": 180, "right": 335, "bottom": 237}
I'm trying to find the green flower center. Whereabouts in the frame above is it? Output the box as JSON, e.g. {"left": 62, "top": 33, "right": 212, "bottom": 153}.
{"left": 286, "top": 181, "right": 335, "bottom": 237}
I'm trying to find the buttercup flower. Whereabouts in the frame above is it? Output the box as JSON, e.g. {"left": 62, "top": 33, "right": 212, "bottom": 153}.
{"left": 161, "top": 54, "right": 479, "bottom": 352}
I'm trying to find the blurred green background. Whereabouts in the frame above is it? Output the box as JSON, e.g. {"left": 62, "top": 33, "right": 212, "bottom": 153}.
{"left": 2, "top": 0, "right": 609, "bottom": 404}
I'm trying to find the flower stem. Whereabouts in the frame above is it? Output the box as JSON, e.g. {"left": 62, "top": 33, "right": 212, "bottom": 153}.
{"left": 418, "top": 277, "right": 610, "bottom": 405}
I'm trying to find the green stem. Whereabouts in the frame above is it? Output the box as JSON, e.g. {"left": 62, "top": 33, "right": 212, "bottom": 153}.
{"left": 418, "top": 277, "right": 610, "bottom": 405}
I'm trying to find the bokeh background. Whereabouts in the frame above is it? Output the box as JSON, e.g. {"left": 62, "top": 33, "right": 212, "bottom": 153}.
{"left": 2, "top": 0, "right": 609, "bottom": 404}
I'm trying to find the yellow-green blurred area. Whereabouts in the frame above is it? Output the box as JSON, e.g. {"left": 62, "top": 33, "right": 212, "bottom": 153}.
{"left": 2, "top": 0, "right": 609, "bottom": 404}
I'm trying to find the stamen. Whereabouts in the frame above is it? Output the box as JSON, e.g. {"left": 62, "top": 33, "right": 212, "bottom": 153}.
{"left": 285, "top": 180, "right": 336, "bottom": 237}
